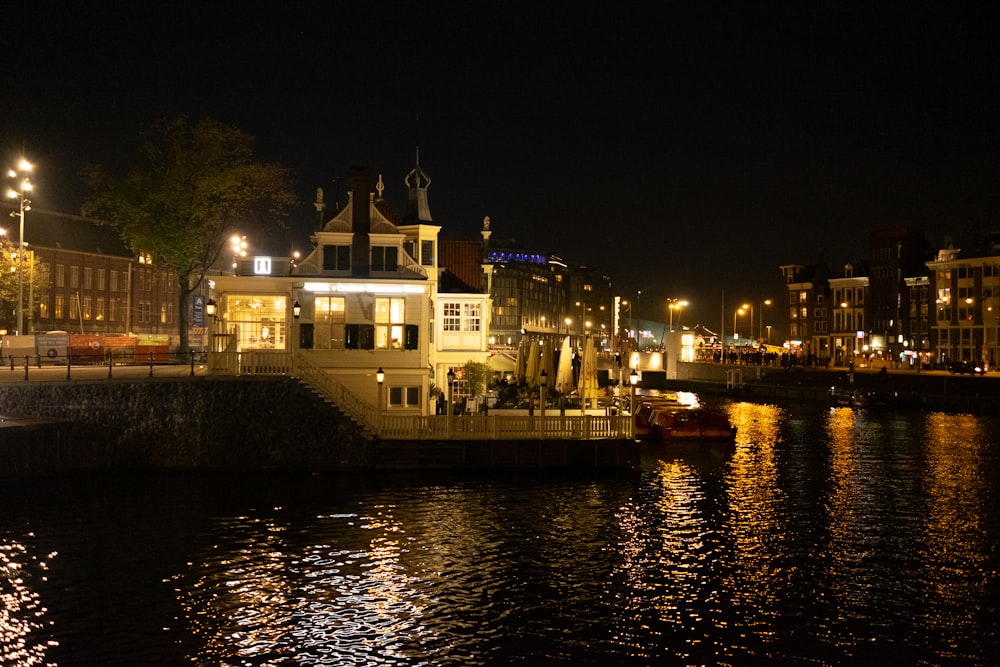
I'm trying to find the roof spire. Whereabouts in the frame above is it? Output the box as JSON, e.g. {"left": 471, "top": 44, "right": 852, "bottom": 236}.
{"left": 403, "top": 144, "right": 433, "bottom": 223}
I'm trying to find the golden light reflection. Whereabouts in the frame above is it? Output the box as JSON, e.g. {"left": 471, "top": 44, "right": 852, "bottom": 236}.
{"left": 611, "top": 457, "right": 717, "bottom": 662}
{"left": 917, "top": 412, "right": 992, "bottom": 642}
{"left": 720, "top": 403, "right": 787, "bottom": 635}
{"left": 176, "top": 507, "right": 434, "bottom": 665}
{"left": 1, "top": 537, "right": 56, "bottom": 666}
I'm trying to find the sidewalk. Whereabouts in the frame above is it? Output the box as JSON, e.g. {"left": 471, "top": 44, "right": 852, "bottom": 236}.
{"left": 0, "top": 360, "right": 208, "bottom": 383}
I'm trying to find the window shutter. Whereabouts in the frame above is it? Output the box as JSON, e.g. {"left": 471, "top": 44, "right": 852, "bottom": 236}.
{"left": 404, "top": 324, "right": 419, "bottom": 350}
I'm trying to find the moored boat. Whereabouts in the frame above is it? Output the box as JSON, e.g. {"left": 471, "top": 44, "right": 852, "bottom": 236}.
{"left": 634, "top": 397, "right": 737, "bottom": 443}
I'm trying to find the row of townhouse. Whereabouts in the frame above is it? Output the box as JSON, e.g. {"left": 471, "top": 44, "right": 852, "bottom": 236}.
{"left": 781, "top": 226, "right": 1000, "bottom": 369}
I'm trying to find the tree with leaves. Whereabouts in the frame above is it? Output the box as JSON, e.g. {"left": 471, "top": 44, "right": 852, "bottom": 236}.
{"left": 0, "top": 236, "right": 50, "bottom": 333}
{"left": 82, "top": 116, "right": 297, "bottom": 353}
{"left": 463, "top": 359, "right": 494, "bottom": 399}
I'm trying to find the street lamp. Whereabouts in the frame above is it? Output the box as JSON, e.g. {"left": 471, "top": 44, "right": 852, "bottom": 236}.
{"left": 539, "top": 369, "right": 548, "bottom": 422}
{"left": 759, "top": 299, "right": 772, "bottom": 341}
{"left": 447, "top": 368, "right": 455, "bottom": 421}
{"left": 376, "top": 366, "right": 385, "bottom": 434}
{"left": 7, "top": 159, "right": 32, "bottom": 335}
{"left": 734, "top": 307, "right": 746, "bottom": 342}
{"left": 629, "top": 367, "right": 639, "bottom": 418}
{"left": 230, "top": 234, "right": 248, "bottom": 274}
{"left": 742, "top": 303, "right": 752, "bottom": 344}
{"left": 667, "top": 299, "right": 688, "bottom": 332}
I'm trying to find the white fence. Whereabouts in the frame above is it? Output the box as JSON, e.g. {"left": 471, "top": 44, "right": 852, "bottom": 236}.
{"left": 208, "top": 349, "right": 634, "bottom": 440}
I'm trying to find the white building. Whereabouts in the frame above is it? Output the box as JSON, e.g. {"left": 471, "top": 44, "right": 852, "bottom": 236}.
{"left": 210, "top": 158, "right": 492, "bottom": 417}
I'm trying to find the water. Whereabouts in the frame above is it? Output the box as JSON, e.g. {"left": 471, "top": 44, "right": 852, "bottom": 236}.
{"left": 3, "top": 403, "right": 999, "bottom": 666}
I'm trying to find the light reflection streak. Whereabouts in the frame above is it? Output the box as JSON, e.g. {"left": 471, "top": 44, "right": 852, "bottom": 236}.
{"left": 176, "top": 507, "right": 438, "bottom": 665}
{"left": 1, "top": 535, "right": 56, "bottom": 666}
{"left": 916, "top": 412, "right": 993, "bottom": 660}
{"left": 611, "top": 454, "right": 720, "bottom": 662}
{"left": 721, "top": 403, "right": 787, "bottom": 644}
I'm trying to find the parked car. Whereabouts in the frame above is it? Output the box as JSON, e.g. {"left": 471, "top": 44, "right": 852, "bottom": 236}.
{"left": 948, "top": 360, "right": 986, "bottom": 375}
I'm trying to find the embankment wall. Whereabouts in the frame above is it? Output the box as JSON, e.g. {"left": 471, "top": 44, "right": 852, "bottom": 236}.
{"left": 0, "top": 377, "right": 371, "bottom": 476}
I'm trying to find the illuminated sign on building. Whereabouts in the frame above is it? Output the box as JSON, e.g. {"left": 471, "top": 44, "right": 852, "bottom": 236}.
{"left": 254, "top": 257, "right": 272, "bottom": 275}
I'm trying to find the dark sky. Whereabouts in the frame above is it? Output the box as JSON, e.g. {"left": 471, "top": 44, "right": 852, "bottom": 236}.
{"left": 3, "top": 2, "right": 999, "bottom": 327}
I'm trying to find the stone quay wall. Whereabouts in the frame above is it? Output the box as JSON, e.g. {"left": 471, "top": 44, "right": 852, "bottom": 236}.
{"left": 0, "top": 377, "right": 638, "bottom": 477}
{"left": 0, "top": 377, "right": 372, "bottom": 476}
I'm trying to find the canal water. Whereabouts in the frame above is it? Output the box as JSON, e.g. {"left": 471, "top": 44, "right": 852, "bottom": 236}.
{"left": 2, "top": 402, "right": 999, "bottom": 666}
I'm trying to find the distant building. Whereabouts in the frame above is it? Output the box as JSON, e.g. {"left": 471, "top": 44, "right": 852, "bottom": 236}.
{"left": 779, "top": 256, "right": 831, "bottom": 362}
{"left": 0, "top": 204, "right": 190, "bottom": 342}
{"left": 925, "top": 234, "right": 1000, "bottom": 367}
{"left": 869, "top": 226, "right": 931, "bottom": 360}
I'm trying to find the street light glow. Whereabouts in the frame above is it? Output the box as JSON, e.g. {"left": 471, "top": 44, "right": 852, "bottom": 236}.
{"left": 6, "top": 159, "right": 32, "bottom": 335}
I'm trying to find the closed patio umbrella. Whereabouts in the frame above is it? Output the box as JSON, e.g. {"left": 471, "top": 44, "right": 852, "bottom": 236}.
{"left": 514, "top": 338, "right": 528, "bottom": 385}
{"left": 555, "top": 336, "right": 574, "bottom": 393}
{"left": 578, "top": 334, "right": 599, "bottom": 410}
{"left": 525, "top": 339, "right": 541, "bottom": 389}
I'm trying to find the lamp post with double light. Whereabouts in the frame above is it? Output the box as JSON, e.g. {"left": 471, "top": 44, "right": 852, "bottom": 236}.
{"left": 7, "top": 160, "right": 32, "bottom": 335}
{"left": 667, "top": 299, "right": 688, "bottom": 332}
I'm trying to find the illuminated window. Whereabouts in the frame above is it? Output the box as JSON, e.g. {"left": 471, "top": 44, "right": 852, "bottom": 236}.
{"left": 55, "top": 295, "right": 64, "bottom": 319}
{"left": 56, "top": 264, "right": 65, "bottom": 288}
{"left": 375, "top": 297, "right": 405, "bottom": 349}
{"left": 83, "top": 296, "right": 92, "bottom": 320}
{"left": 315, "top": 296, "right": 346, "bottom": 349}
{"left": 463, "top": 303, "right": 481, "bottom": 331}
{"left": 96, "top": 298, "right": 105, "bottom": 321}
{"left": 225, "top": 295, "right": 289, "bottom": 350}
{"left": 443, "top": 302, "right": 461, "bottom": 331}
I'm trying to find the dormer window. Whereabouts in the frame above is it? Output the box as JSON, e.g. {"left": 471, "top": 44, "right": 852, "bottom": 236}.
{"left": 322, "top": 245, "right": 351, "bottom": 271}
{"left": 371, "top": 246, "right": 398, "bottom": 272}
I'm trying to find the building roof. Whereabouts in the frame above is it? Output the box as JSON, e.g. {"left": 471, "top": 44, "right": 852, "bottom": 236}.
{"left": 439, "top": 239, "right": 484, "bottom": 293}
{"left": 1, "top": 204, "right": 131, "bottom": 256}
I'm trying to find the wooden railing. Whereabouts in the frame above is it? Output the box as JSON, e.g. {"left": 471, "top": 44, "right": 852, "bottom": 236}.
{"left": 294, "top": 355, "right": 378, "bottom": 434}
{"left": 377, "top": 413, "right": 634, "bottom": 440}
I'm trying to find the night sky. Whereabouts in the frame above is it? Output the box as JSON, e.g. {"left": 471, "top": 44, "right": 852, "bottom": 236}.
{"left": 3, "top": 2, "right": 999, "bottom": 328}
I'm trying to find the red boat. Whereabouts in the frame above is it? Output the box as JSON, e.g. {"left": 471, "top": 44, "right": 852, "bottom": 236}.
{"left": 635, "top": 397, "right": 737, "bottom": 442}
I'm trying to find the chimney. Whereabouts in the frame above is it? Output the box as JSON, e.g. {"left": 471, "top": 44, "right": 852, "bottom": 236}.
{"left": 350, "top": 166, "right": 371, "bottom": 278}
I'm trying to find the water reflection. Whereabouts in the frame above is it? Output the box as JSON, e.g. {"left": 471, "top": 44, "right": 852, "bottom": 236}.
{"left": 175, "top": 507, "right": 436, "bottom": 666}
{"left": 918, "top": 412, "right": 995, "bottom": 662}
{"left": 2, "top": 406, "right": 1000, "bottom": 665}
{"left": 1, "top": 534, "right": 56, "bottom": 666}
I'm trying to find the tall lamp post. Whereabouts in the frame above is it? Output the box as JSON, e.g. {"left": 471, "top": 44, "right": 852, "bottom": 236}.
{"left": 539, "top": 369, "right": 547, "bottom": 432}
{"left": 376, "top": 366, "right": 385, "bottom": 435}
{"left": 629, "top": 367, "right": 639, "bottom": 439}
{"left": 7, "top": 160, "right": 32, "bottom": 335}
{"left": 759, "top": 298, "right": 772, "bottom": 341}
{"left": 447, "top": 368, "right": 455, "bottom": 427}
{"left": 667, "top": 299, "right": 688, "bottom": 332}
